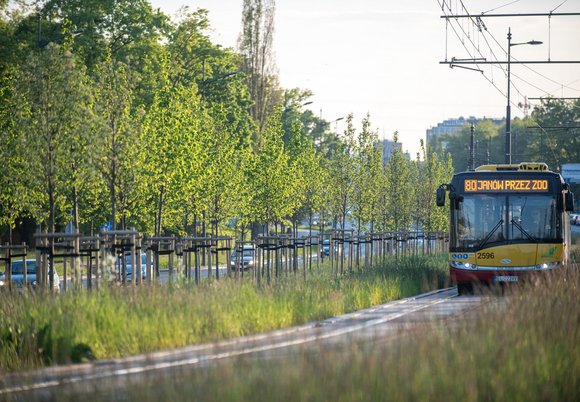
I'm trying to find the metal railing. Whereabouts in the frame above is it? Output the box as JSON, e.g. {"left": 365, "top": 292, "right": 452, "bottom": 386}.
{"left": 0, "top": 230, "right": 448, "bottom": 293}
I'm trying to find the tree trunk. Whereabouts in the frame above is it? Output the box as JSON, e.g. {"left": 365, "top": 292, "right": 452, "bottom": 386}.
{"left": 48, "top": 179, "right": 55, "bottom": 234}
{"left": 156, "top": 187, "right": 164, "bottom": 236}
{"left": 73, "top": 184, "right": 79, "bottom": 233}
{"left": 110, "top": 179, "right": 116, "bottom": 231}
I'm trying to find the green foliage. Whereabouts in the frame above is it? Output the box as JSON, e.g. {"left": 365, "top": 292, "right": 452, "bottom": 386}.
{"left": 439, "top": 101, "right": 580, "bottom": 174}
{"left": 93, "top": 54, "right": 140, "bottom": 230}
{"left": 40, "top": 0, "right": 170, "bottom": 70}
{"left": 179, "top": 267, "right": 577, "bottom": 402}
{"left": 351, "top": 113, "right": 382, "bottom": 233}
{"left": 413, "top": 140, "right": 454, "bottom": 232}
{"left": 0, "top": 67, "right": 26, "bottom": 227}
{"left": 204, "top": 104, "right": 248, "bottom": 237}
{"left": 440, "top": 120, "right": 501, "bottom": 172}
{"left": 246, "top": 109, "right": 296, "bottom": 230}
{"left": 14, "top": 42, "right": 96, "bottom": 232}
{"left": 0, "top": 255, "right": 448, "bottom": 371}
{"left": 327, "top": 114, "right": 357, "bottom": 229}
{"left": 1, "top": 1, "right": 459, "bottom": 239}
{"left": 384, "top": 132, "right": 414, "bottom": 231}
{"left": 25, "top": 266, "right": 576, "bottom": 402}
{"left": 281, "top": 96, "right": 327, "bottom": 232}
{"left": 531, "top": 98, "right": 580, "bottom": 168}
{"left": 139, "top": 73, "right": 205, "bottom": 235}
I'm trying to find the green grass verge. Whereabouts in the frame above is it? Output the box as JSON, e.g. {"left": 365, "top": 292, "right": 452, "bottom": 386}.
{"left": 62, "top": 265, "right": 579, "bottom": 402}
{"left": 0, "top": 255, "right": 448, "bottom": 371}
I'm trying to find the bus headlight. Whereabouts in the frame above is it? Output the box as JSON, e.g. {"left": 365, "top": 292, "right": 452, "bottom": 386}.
{"left": 536, "top": 261, "right": 560, "bottom": 270}
{"left": 450, "top": 261, "right": 477, "bottom": 270}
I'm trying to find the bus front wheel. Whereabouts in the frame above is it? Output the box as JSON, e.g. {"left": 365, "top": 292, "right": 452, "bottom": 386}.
{"left": 457, "top": 282, "right": 473, "bottom": 295}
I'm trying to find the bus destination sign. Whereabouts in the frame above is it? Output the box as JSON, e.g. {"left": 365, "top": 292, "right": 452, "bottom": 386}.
{"left": 464, "top": 179, "right": 549, "bottom": 193}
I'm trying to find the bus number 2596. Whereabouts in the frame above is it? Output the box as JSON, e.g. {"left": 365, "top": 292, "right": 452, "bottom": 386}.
{"left": 477, "top": 252, "right": 495, "bottom": 259}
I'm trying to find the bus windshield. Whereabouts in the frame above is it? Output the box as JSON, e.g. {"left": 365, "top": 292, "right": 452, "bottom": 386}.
{"left": 451, "top": 194, "right": 561, "bottom": 249}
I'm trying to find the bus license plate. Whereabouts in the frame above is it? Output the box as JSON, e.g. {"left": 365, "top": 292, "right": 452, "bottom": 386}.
{"left": 494, "top": 275, "right": 518, "bottom": 282}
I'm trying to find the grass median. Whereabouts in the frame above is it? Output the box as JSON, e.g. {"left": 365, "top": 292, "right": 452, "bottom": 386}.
{"left": 0, "top": 255, "right": 449, "bottom": 371}
{"left": 83, "top": 265, "right": 579, "bottom": 402}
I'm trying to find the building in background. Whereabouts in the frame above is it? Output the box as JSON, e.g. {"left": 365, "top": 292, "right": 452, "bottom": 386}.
{"left": 562, "top": 164, "right": 580, "bottom": 184}
{"left": 381, "top": 139, "right": 410, "bottom": 164}
{"left": 562, "top": 164, "right": 580, "bottom": 210}
{"left": 426, "top": 116, "right": 503, "bottom": 151}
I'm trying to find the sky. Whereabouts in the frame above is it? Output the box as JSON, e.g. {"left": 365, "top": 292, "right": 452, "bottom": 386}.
{"left": 151, "top": 0, "right": 580, "bottom": 157}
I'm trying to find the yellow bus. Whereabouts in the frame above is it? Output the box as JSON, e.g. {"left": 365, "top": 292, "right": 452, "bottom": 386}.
{"left": 436, "top": 163, "right": 574, "bottom": 294}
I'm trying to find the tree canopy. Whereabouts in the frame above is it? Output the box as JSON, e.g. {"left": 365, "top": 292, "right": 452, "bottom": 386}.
{"left": 1, "top": 0, "right": 509, "bottom": 242}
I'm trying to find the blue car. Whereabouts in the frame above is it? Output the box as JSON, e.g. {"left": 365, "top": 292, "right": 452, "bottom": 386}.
{"left": 321, "top": 240, "right": 331, "bottom": 257}
{"left": 123, "top": 253, "right": 148, "bottom": 280}
{"left": 0, "top": 259, "right": 60, "bottom": 291}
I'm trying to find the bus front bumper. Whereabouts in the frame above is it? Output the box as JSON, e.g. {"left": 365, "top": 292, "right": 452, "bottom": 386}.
{"left": 450, "top": 262, "right": 560, "bottom": 285}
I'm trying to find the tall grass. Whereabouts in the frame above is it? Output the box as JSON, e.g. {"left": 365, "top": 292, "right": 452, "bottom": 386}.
{"left": 55, "top": 265, "right": 579, "bottom": 402}
{"left": 0, "top": 255, "right": 448, "bottom": 371}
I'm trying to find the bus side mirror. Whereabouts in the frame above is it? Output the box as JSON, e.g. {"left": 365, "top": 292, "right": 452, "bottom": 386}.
{"left": 436, "top": 186, "right": 446, "bottom": 207}
{"left": 565, "top": 191, "right": 574, "bottom": 212}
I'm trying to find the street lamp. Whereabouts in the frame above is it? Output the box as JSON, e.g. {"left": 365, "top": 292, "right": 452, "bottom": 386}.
{"left": 330, "top": 117, "right": 344, "bottom": 134}
{"left": 505, "top": 28, "right": 542, "bottom": 164}
{"left": 281, "top": 101, "right": 314, "bottom": 144}
{"left": 283, "top": 101, "right": 313, "bottom": 114}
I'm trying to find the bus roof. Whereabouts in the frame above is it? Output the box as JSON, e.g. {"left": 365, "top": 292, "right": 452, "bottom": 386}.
{"left": 475, "top": 162, "right": 549, "bottom": 172}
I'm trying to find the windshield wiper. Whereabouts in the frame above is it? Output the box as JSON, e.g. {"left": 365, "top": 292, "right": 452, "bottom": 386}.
{"left": 478, "top": 219, "right": 504, "bottom": 249}
{"left": 510, "top": 219, "right": 537, "bottom": 242}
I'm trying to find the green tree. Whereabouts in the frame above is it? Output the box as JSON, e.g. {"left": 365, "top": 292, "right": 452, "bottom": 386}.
{"left": 0, "top": 66, "right": 27, "bottom": 229}
{"left": 531, "top": 98, "right": 580, "bottom": 169}
{"left": 93, "top": 53, "right": 141, "bottom": 230}
{"left": 204, "top": 104, "right": 248, "bottom": 238}
{"left": 139, "top": 71, "right": 204, "bottom": 235}
{"left": 246, "top": 109, "right": 294, "bottom": 234}
{"left": 328, "top": 114, "right": 356, "bottom": 230}
{"left": 238, "top": 0, "right": 281, "bottom": 140}
{"left": 351, "top": 114, "right": 382, "bottom": 234}
{"left": 39, "top": 0, "right": 170, "bottom": 70}
{"left": 384, "top": 132, "right": 413, "bottom": 232}
{"left": 414, "top": 140, "right": 453, "bottom": 234}
{"left": 16, "top": 41, "right": 95, "bottom": 233}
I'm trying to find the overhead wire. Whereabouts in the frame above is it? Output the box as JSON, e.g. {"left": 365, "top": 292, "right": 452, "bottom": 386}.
{"left": 457, "top": 1, "right": 577, "bottom": 117}
{"left": 551, "top": 0, "right": 569, "bottom": 13}
{"left": 478, "top": 2, "right": 580, "bottom": 98}
{"left": 544, "top": 78, "right": 580, "bottom": 96}
{"left": 480, "top": 9, "right": 563, "bottom": 163}
{"left": 438, "top": 0, "right": 563, "bottom": 164}
{"left": 437, "top": 0, "right": 507, "bottom": 99}
{"left": 482, "top": 0, "right": 521, "bottom": 15}
{"left": 459, "top": 0, "right": 578, "bottom": 98}
{"left": 439, "top": 0, "right": 575, "bottom": 109}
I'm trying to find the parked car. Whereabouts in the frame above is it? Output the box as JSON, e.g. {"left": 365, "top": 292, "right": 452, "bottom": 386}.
{"left": 230, "top": 245, "right": 255, "bottom": 271}
{"left": 124, "top": 253, "right": 148, "bottom": 280}
{"left": 320, "top": 239, "right": 331, "bottom": 257}
{"left": 0, "top": 259, "right": 60, "bottom": 291}
{"left": 570, "top": 214, "right": 580, "bottom": 225}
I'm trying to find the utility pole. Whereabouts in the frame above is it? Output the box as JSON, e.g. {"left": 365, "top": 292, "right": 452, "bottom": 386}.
{"left": 469, "top": 123, "right": 475, "bottom": 170}
{"left": 486, "top": 136, "right": 491, "bottom": 164}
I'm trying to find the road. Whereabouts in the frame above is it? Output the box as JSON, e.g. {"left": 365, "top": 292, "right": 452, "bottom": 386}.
{"left": 0, "top": 287, "right": 485, "bottom": 400}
